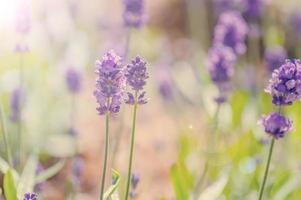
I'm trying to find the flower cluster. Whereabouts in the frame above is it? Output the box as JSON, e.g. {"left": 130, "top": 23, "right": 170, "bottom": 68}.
{"left": 213, "top": 11, "right": 248, "bottom": 55}
{"left": 264, "top": 47, "right": 287, "bottom": 73}
{"left": 94, "top": 51, "right": 125, "bottom": 115}
{"left": 125, "top": 57, "right": 149, "bottom": 105}
{"left": 242, "top": 0, "right": 267, "bottom": 19}
{"left": 123, "top": 0, "right": 145, "bottom": 28}
{"left": 65, "top": 68, "right": 82, "bottom": 94}
{"left": 208, "top": 46, "right": 236, "bottom": 91}
{"left": 94, "top": 51, "right": 148, "bottom": 115}
{"left": 261, "top": 112, "right": 293, "bottom": 139}
{"left": 265, "top": 59, "right": 301, "bottom": 106}
{"left": 23, "top": 193, "right": 38, "bottom": 200}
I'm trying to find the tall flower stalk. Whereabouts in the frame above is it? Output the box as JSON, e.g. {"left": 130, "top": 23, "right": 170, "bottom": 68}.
{"left": 124, "top": 57, "right": 148, "bottom": 200}
{"left": 258, "top": 59, "right": 300, "bottom": 199}
{"left": 94, "top": 51, "right": 125, "bottom": 200}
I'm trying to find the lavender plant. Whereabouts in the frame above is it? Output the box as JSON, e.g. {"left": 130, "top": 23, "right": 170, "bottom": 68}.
{"left": 258, "top": 59, "right": 301, "bottom": 199}
{"left": 23, "top": 193, "right": 38, "bottom": 200}
{"left": 124, "top": 56, "right": 148, "bottom": 200}
{"left": 264, "top": 47, "right": 287, "bottom": 73}
{"left": 94, "top": 50, "right": 125, "bottom": 200}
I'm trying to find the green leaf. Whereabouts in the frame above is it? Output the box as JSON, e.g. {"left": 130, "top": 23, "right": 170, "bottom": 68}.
{"left": 170, "top": 164, "right": 189, "bottom": 200}
{"left": 103, "top": 169, "right": 120, "bottom": 200}
{"left": 35, "top": 159, "right": 65, "bottom": 184}
{"left": 0, "top": 156, "right": 19, "bottom": 179}
{"left": 4, "top": 169, "right": 19, "bottom": 200}
{"left": 17, "top": 155, "right": 38, "bottom": 199}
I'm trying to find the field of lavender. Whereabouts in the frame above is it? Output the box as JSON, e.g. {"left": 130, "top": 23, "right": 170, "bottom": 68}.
{"left": 1, "top": 0, "right": 301, "bottom": 199}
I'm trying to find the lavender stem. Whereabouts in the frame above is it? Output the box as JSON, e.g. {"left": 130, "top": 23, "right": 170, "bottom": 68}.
{"left": 0, "top": 102, "right": 13, "bottom": 166}
{"left": 125, "top": 91, "right": 138, "bottom": 200}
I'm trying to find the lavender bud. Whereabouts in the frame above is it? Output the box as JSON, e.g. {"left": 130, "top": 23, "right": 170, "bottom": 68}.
{"left": 265, "top": 59, "right": 301, "bottom": 106}
{"left": 65, "top": 68, "right": 82, "bottom": 94}
{"left": 23, "top": 193, "right": 38, "bottom": 200}
{"left": 213, "top": 11, "right": 248, "bottom": 55}
{"left": 10, "top": 87, "right": 24, "bottom": 123}
{"left": 261, "top": 112, "right": 293, "bottom": 139}
{"left": 94, "top": 50, "right": 125, "bottom": 115}
{"left": 123, "top": 0, "right": 145, "bottom": 28}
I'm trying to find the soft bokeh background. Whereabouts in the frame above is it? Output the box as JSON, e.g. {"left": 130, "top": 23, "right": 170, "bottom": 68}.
{"left": 1, "top": 0, "right": 301, "bottom": 199}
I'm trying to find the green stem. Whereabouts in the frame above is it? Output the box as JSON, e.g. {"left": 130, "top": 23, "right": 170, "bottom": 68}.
{"left": 0, "top": 102, "right": 13, "bottom": 166}
{"left": 18, "top": 52, "right": 24, "bottom": 167}
{"left": 125, "top": 92, "right": 138, "bottom": 200}
{"left": 258, "top": 138, "right": 275, "bottom": 200}
{"left": 100, "top": 112, "right": 110, "bottom": 200}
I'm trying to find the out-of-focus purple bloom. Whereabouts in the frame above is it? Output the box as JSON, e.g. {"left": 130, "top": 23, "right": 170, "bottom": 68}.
{"left": 23, "top": 193, "right": 38, "bottom": 200}
{"left": 208, "top": 46, "right": 236, "bottom": 90}
{"left": 131, "top": 173, "right": 140, "bottom": 189}
{"left": 72, "top": 157, "right": 85, "bottom": 178}
{"left": 213, "top": 11, "right": 248, "bottom": 55}
{"left": 14, "top": 43, "right": 29, "bottom": 53}
{"left": 10, "top": 88, "right": 24, "bottom": 123}
{"left": 242, "top": 0, "right": 267, "bottom": 19}
{"left": 158, "top": 80, "right": 173, "bottom": 100}
{"left": 65, "top": 68, "right": 82, "bottom": 94}
{"left": 123, "top": 0, "right": 145, "bottom": 28}
{"left": 94, "top": 50, "right": 125, "bottom": 115}
{"left": 261, "top": 112, "right": 293, "bottom": 139}
{"left": 35, "top": 163, "right": 44, "bottom": 192}
{"left": 265, "top": 47, "right": 287, "bottom": 73}
{"left": 213, "top": 0, "right": 238, "bottom": 14}
{"left": 15, "top": 1, "right": 31, "bottom": 35}
{"left": 289, "top": 11, "right": 301, "bottom": 38}
{"left": 265, "top": 59, "right": 301, "bottom": 106}
{"left": 125, "top": 56, "right": 148, "bottom": 105}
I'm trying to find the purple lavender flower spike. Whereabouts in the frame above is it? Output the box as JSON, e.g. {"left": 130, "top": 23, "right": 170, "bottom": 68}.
{"left": 65, "top": 68, "right": 82, "bottom": 94}
{"left": 72, "top": 157, "right": 85, "bottom": 178}
{"left": 261, "top": 112, "right": 293, "bottom": 139}
{"left": 123, "top": 0, "right": 145, "bottom": 28}
{"left": 23, "top": 193, "right": 38, "bottom": 200}
{"left": 265, "top": 59, "right": 301, "bottom": 106}
{"left": 289, "top": 11, "right": 301, "bottom": 38}
{"left": 10, "top": 88, "right": 24, "bottom": 123}
{"left": 94, "top": 50, "right": 125, "bottom": 115}
{"left": 125, "top": 56, "right": 149, "bottom": 105}
{"left": 242, "top": 0, "right": 267, "bottom": 19}
{"left": 15, "top": 1, "right": 31, "bottom": 35}
{"left": 208, "top": 45, "right": 236, "bottom": 90}
{"left": 131, "top": 173, "right": 140, "bottom": 190}
{"left": 213, "top": 11, "right": 248, "bottom": 55}
{"left": 264, "top": 47, "right": 287, "bottom": 73}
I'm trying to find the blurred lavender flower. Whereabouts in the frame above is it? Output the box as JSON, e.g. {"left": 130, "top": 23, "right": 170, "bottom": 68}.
{"left": 242, "top": 0, "right": 267, "bottom": 19}
{"left": 94, "top": 50, "right": 125, "bottom": 115}
{"left": 213, "top": 11, "right": 248, "bottom": 55}
{"left": 261, "top": 112, "right": 293, "bottom": 139}
{"left": 123, "top": 0, "right": 145, "bottom": 28}
{"left": 265, "top": 59, "right": 301, "bottom": 105}
{"left": 72, "top": 157, "right": 85, "bottom": 179}
{"left": 23, "top": 193, "right": 37, "bottom": 200}
{"left": 289, "top": 11, "right": 301, "bottom": 38}
{"left": 125, "top": 57, "right": 149, "bottom": 105}
{"left": 264, "top": 47, "right": 287, "bottom": 73}
{"left": 129, "top": 173, "right": 140, "bottom": 199}
{"left": 35, "top": 163, "right": 44, "bottom": 192}
{"left": 158, "top": 80, "right": 173, "bottom": 101}
{"left": 213, "top": 0, "right": 238, "bottom": 14}
{"left": 14, "top": 43, "right": 29, "bottom": 53}
{"left": 15, "top": 1, "right": 31, "bottom": 35}
{"left": 65, "top": 68, "right": 82, "bottom": 94}
{"left": 208, "top": 46, "right": 236, "bottom": 91}
{"left": 10, "top": 88, "right": 24, "bottom": 123}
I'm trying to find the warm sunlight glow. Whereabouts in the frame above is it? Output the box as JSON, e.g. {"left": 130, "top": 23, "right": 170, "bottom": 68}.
{"left": 0, "top": 0, "right": 18, "bottom": 26}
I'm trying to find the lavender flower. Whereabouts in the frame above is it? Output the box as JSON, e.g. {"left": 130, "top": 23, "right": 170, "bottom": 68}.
{"left": 213, "top": 0, "right": 238, "bottom": 14}
{"left": 125, "top": 57, "right": 149, "bottom": 105}
{"left": 10, "top": 88, "right": 24, "bottom": 123}
{"left": 94, "top": 50, "right": 125, "bottom": 115}
{"left": 123, "top": 0, "right": 145, "bottom": 28}
{"left": 65, "top": 68, "right": 82, "bottom": 94}
{"left": 208, "top": 46, "right": 236, "bottom": 91}
{"left": 213, "top": 11, "right": 248, "bottom": 55}
{"left": 261, "top": 112, "right": 293, "bottom": 139}
{"left": 72, "top": 157, "right": 85, "bottom": 178}
{"left": 129, "top": 173, "right": 140, "bottom": 199}
{"left": 289, "top": 11, "right": 301, "bottom": 38}
{"left": 242, "top": 0, "right": 266, "bottom": 19}
{"left": 264, "top": 47, "right": 287, "bottom": 73}
{"left": 23, "top": 193, "right": 38, "bottom": 200}
{"left": 265, "top": 59, "right": 301, "bottom": 106}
